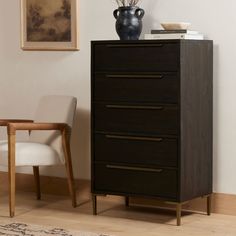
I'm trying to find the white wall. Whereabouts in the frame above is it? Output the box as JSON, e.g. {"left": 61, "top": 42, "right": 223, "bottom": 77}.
{"left": 0, "top": 0, "right": 116, "bottom": 180}
{"left": 140, "top": 0, "right": 236, "bottom": 195}
{"left": 0, "top": 0, "right": 236, "bottom": 195}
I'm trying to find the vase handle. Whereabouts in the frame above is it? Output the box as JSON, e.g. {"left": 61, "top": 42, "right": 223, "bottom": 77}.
{"left": 113, "top": 9, "right": 119, "bottom": 19}
{"left": 135, "top": 8, "right": 145, "bottom": 19}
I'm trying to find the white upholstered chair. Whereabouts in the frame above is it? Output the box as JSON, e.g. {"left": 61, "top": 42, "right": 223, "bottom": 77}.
{"left": 0, "top": 95, "right": 77, "bottom": 217}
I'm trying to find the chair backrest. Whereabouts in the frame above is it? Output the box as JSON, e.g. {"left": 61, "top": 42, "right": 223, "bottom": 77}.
{"left": 29, "top": 95, "right": 77, "bottom": 163}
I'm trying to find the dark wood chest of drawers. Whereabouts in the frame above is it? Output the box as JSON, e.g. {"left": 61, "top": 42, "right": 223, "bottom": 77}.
{"left": 91, "top": 40, "right": 213, "bottom": 225}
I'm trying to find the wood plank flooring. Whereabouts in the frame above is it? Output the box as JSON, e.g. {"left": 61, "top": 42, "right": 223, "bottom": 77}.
{"left": 0, "top": 190, "right": 236, "bottom": 235}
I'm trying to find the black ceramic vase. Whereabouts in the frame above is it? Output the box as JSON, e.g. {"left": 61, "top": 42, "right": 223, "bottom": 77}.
{"left": 113, "top": 6, "right": 145, "bottom": 40}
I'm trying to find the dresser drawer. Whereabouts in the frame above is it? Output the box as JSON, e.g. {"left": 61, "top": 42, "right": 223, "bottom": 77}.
{"left": 94, "top": 103, "right": 179, "bottom": 135}
{"left": 93, "top": 42, "right": 179, "bottom": 72}
{"left": 94, "top": 133, "right": 178, "bottom": 167}
{"left": 94, "top": 163, "right": 177, "bottom": 198}
{"left": 93, "top": 73, "right": 179, "bottom": 103}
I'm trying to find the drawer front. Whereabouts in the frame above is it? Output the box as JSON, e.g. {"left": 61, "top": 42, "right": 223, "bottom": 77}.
{"left": 93, "top": 163, "right": 177, "bottom": 198}
{"left": 93, "top": 43, "right": 179, "bottom": 72}
{"left": 94, "top": 134, "right": 178, "bottom": 167}
{"left": 93, "top": 73, "right": 179, "bottom": 103}
{"left": 94, "top": 103, "right": 179, "bottom": 135}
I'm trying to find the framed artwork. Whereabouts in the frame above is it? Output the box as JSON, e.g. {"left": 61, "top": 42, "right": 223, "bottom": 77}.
{"left": 21, "top": 0, "right": 79, "bottom": 51}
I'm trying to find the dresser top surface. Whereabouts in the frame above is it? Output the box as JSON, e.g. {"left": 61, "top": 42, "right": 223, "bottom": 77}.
{"left": 91, "top": 39, "right": 213, "bottom": 44}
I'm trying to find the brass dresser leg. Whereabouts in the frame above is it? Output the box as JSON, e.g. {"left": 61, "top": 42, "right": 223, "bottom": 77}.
{"left": 176, "top": 203, "right": 182, "bottom": 226}
{"left": 92, "top": 194, "right": 97, "bottom": 215}
{"left": 207, "top": 195, "right": 212, "bottom": 215}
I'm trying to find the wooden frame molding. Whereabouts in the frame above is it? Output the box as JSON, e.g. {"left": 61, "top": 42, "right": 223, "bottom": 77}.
{"left": 0, "top": 119, "right": 34, "bottom": 126}
{"left": 20, "top": 0, "right": 79, "bottom": 51}
{"left": 7, "top": 122, "right": 69, "bottom": 135}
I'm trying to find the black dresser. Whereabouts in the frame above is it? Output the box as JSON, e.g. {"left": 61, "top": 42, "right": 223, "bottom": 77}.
{"left": 91, "top": 40, "right": 213, "bottom": 225}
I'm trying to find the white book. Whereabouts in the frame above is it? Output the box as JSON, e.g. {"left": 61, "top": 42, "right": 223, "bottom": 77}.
{"left": 151, "top": 29, "right": 199, "bottom": 35}
{"left": 144, "top": 33, "right": 204, "bottom": 40}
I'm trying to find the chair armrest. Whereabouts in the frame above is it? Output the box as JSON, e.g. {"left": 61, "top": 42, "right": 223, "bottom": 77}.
{"left": 7, "top": 122, "right": 70, "bottom": 135}
{"left": 0, "top": 119, "right": 34, "bottom": 126}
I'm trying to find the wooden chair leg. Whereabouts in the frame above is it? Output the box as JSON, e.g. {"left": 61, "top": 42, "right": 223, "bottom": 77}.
{"left": 8, "top": 134, "right": 16, "bottom": 217}
{"left": 33, "top": 166, "right": 41, "bottom": 200}
{"left": 62, "top": 131, "right": 77, "bottom": 208}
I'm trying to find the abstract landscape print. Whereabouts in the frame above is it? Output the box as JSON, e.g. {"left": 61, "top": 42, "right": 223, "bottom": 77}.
{"left": 27, "top": 0, "right": 72, "bottom": 42}
{"left": 21, "top": 0, "right": 79, "bottom": 50}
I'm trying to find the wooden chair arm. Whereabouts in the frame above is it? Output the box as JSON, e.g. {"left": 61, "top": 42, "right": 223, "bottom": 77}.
{"left": 7, "top": 122, "right": 70, "bottom": 135}
{"left": 0, "top": 119, "right": 34, "bottom": 126}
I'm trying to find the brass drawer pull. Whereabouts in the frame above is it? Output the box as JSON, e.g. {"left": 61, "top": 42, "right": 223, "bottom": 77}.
{"left": 106, "top": 135, "right": 163, "bottom": 142}
{"left": 106, "top": 44, "right": 164, "bottom": 48}
{"left": 106, "top": 105, "right": 164, "bottom": 110}
{"left": 106, "top": 165, "right": 163, "bottom": 173}
{"left": 106, "top": 74, "right": 164, "bottom": 79}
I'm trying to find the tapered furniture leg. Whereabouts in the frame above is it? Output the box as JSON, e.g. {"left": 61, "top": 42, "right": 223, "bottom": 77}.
{"left": 33, "top": 166, "right": 41, "bottom": 200}
{"left": 176, "top": 203, "right": 182, "bottom": 226}
{"left": 125, "top": 196, "right": 129, "bottom": 207}
{"left": 8, "top": 134, "right": 16, "bottom": 217}
{"left": 62, "top": 129, "right": 77, "bottom": 208}
{"left": 92, "top": 194, "right": 97, "bottom": 215}
{"left": 207, "top": 195, "right": 212, "bottom": 215}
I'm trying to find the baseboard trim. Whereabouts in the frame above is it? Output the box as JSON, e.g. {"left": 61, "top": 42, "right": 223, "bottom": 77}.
{"left": 130, "top": 193, "right": 236, "bottom": 216}
{"left": 0, "top": 171, "right": 90, "bottom": 198}
{"left": 0, "top": 171, "right": 236, "bottom": 216}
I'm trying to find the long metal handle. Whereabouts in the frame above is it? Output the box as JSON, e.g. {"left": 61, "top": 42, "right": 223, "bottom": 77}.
{"left": 105, "top": 105, "right": 164, "bottom": 110}
{"left": 106, "top": 134, "right": 163, "bottom": 142}
{"left": 106, "top": 165, "right": 163, "bottom": 173}
{"left": 107, "top": 44, "right": 164, "bottom": 48}
{"left": 106, "top": 74, "right": 164, "bottom": 79}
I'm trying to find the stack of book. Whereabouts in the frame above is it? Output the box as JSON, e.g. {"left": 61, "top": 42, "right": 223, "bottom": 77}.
{"left": 144, "top": 29, "right": 204, "bottom": 40}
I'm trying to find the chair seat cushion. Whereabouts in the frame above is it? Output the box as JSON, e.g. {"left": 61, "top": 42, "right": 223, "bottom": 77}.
{"left": 0, "top": 141, "right": 62, "bottom": 166}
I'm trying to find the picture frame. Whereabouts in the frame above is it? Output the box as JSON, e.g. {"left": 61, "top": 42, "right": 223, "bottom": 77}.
{"left": 21, "top": 0, "right": 79, "bottom": 51}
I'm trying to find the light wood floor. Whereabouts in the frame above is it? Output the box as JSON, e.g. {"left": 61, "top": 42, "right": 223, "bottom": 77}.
{"left": 0, "top": 190, "right": 236, "bottom": 236}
